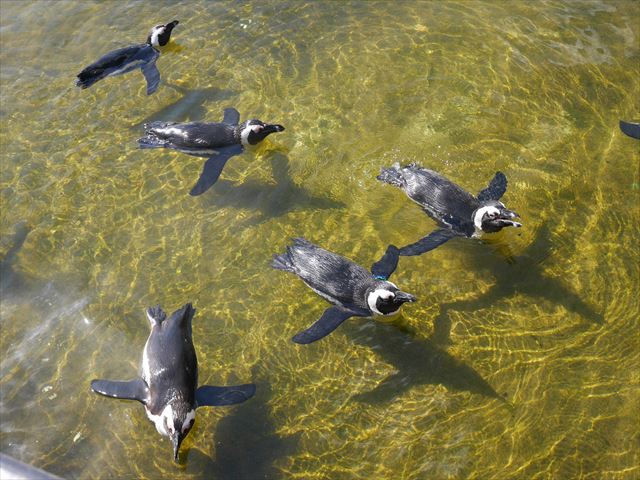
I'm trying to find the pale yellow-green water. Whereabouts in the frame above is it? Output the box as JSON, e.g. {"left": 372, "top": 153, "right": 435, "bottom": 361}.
{"left": 1, "top": 1, "right": 639, "bottom": 479}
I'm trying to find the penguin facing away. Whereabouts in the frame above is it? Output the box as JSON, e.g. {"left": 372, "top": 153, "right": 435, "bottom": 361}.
{"left": 90, "top": 303, "right": 256, "bottom": 461}
{"left": 76, "top": 21, "right": 179, "bottom": 95}
{"left": 377, "top": 163, "right": 521, "bottom": 256}
{"left": 272, "top": 238, "right": 416, "bottom": 344}
{"left": 137, "top": 107, "right": 285, "bottom": 195}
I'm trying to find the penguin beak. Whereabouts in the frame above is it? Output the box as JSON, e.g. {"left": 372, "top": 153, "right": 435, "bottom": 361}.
{"left": 171, "top": 432, "right": 183, "bottom": 462}
{"left": 165, "top": 20, "right": 179, "bottom": 33}
{"left": 502, "top": 208, "right": 519, "bottom": 219}
{"left": 498, "top": 208, "right": 522, "bottom": 227}
{"left": 395, "top": 291, "right": 417, "bottom": 303}
{"left": 264, "top": 124, "right": 285, "bottom": 134}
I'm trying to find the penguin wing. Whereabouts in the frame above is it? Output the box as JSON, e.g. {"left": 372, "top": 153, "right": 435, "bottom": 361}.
{"left": 370, "top": 245, "right": 400, "bottom": 280}
{"left": 477, "top": 172, "right": 507, "bottom": 202}
{"left": 141, "top": 60, "right": 161, "bottom": 95}
{"left": 222, "top": 108, "right": 240, "bottom": 126}
{"left": 189, "top": 144, "right": 243, "bottom": 196}
{"left": 292, "top": 306, "right": 367, "bottom": 344}
{"left": 620, "top": 120, "right": 640, "bottom": 139}
{"left": 91, "top": 378, "right": 149, "bottom": 404}
{"left": 398, "top": 228, "right": 456, "bottom": 256}
{"left": 196, "top": 384, "right": 256, "bottom": 407}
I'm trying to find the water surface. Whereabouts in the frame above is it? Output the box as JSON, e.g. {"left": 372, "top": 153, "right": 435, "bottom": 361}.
{"left": 1, "top": 0, "right": 639, "bottom": 478}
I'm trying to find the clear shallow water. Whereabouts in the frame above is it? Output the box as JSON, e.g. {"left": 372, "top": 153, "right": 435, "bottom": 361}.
{"left": 1, "top": 0, "right": 639, "bottom": 478}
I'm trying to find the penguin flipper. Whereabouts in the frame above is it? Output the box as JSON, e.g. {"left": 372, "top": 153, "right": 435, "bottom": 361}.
{"left": 196, "top": 384, "right": 256, "bottom": 407}
{"left": 620, "top": 120, "right": 640, "bottom": 139}
{"left": 370, "top": 245, "right": 400, "bottom": 280}
{"left": 91, "top": 378, "right": 149, "bottom": 404}
{"left": 141, "top": 61, "right": 161, "bottom": 95}
{"left": 398, "top": 229, "right": 455, "bottom": 256}
{"left": 222, "top": 108, "right": 240, "bottom": 126}
{"left": 292, "top": 306, "right": 363, "bottom": 344}
{"left": 189, "top": 145, "right": 243, "bottom": 196}
{"left": 477, "top": 171, "right": 508, "bottom": 202}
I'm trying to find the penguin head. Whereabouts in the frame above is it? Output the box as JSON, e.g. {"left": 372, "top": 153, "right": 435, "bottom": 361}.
{"left": 367, "top": 283, "right": 416, "bottom": 316}
{"left": 147, "top": 20, "right": 179, "bottom": 47}
{"left": 163, "top": 404, "right": 195, "bottom": 461}
{"left": 474, "top": 201, "right": 521, "bottom": 233}
{"left": 239, "top": 119, "right": 285, "bottom": 146}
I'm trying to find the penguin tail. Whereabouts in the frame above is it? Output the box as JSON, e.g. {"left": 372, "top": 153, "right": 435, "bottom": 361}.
{"left": 75, "top": 74, "right": 97, "bottom": 89}
{"left": 376, "top": 163, "right": 406, "bottom": 188}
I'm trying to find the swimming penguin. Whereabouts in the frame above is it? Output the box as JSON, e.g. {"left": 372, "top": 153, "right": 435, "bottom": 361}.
{"left": 90, "top": 303, "right": 255, "bottom": 461}
{"left": 272, "top": 238, "right": 416, "bottom": 344}
{"left": 137, "top": 107, "right": 285, "bottom": 195}
{"left": 619, "top": 120, "right": 640, "bottom": 139}
{"left": 75, "top": 20, "right": 179, "bottom": 95}
{"left": 377, "top": 163, "right": 522, "bottom": 256}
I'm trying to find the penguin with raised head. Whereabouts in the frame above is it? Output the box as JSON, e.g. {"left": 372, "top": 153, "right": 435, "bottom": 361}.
{"left": 90, "top": 303, "right": 255, "bottom": 461}
{"left": 272, "top": 238, "right": 415, "bottom": 344}
{"left": 76, "top": 20, "right": 179, "bottom": 95}
{"left": 137, "top": 107, "right": 285, "bottom": 195}
{"left": 377, "top": 163, "right": 521, "bottom": 256}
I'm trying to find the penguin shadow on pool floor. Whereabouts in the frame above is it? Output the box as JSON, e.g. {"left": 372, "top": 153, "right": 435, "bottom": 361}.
{"left": 347, "top": 320, "right": 506, "bottom": 405}
{"left": 184, "top": 372, "right": 300, "bottom": 478}
{"left": 430, "top": 222, "right": 604, "bottom": 346}
{"left": 0, "top": 220, "right": 32, "bottom": 298}
{"left": 202, "top": 151, "right": 346, "bottom": 228}
{"left": 131, "top": 83, "right": 237, "bottom": 129}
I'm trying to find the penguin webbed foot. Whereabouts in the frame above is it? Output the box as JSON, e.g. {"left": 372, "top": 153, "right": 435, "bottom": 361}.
{"left": 146, "top": 305, "right": 167, "bottom": 325}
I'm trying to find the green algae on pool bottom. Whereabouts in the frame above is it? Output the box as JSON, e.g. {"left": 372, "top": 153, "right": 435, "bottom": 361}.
{"left": 1, "top": 0, "right": 639, "bottom": 479}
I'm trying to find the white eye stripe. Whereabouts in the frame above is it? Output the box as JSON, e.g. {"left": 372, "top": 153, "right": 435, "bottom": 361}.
{"left": 473, "top": 206, "right": 500, "bottom": 229}
{"left": 182, "top": 410, "right": 196, "bottom": 433}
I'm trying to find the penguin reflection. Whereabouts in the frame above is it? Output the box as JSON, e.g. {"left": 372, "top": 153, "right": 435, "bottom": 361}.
{"left": 204, "top": 152, "right": 345, "bottom": 226}
{"left": 350, "top": 320, "right": 503, "bottom": 405}
{"left": 431, "top": 223, "right": 603, "bottom": 346}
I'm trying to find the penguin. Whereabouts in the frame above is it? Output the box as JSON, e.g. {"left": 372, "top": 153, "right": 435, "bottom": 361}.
{"left": 75, "top": 20, "right": 179, "bottom": 95}
{"left": 619, "top": 120, "right": 640, "bottom": 139}
{"left": 377, "top": 163, "right": 522, "bottom": 256}
{"left": 90, "top": 303, "right": 255, "bottom": 461}
{"left": 137, "top": 107, "right": 285, "bottom": 195}
{"left": 272, "top": 238, "right": 416, "bottom": 344}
